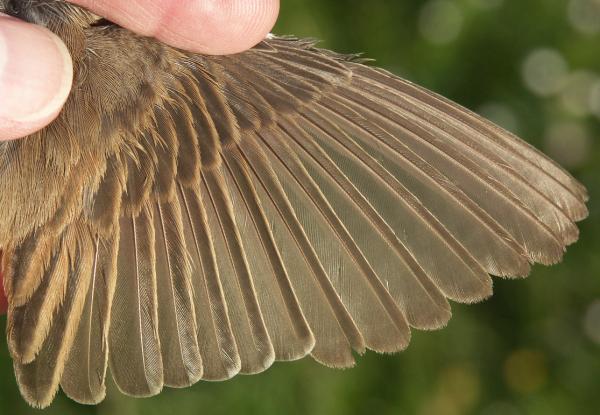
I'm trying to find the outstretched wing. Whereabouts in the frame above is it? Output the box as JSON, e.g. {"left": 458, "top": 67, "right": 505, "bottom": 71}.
{"left": 2, "top": 35, "right": 587, "bottom": 408}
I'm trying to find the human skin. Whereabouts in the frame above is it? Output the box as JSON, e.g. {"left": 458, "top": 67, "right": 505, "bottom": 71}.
{"left": 0, "top": 0, "right": 281, "bottom": 314}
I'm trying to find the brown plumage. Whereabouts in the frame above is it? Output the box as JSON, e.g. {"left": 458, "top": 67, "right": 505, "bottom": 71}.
{"left": 0, "top": 0, "right": 589, "bottom": 408}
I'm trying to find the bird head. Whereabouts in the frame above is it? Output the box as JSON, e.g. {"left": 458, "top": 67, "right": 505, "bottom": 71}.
{"left": 0, "top": 0, "right": 98, "bottom": 27}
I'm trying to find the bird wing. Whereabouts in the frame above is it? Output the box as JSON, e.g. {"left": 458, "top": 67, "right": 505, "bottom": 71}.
{"left": 2, "top": 36, "right": 588, "bottom": 408}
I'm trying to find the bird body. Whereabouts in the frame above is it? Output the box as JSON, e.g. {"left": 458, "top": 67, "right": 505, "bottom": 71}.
{"left": 0, "top": 0, "right": 588, "bottom": 408}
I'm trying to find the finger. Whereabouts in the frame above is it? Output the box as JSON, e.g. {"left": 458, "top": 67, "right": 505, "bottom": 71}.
{"left": 69, "top": 0, "right": 280, "bottom": 55}
{"left": 0, "top": 14, "right": 73, "bottom": 141}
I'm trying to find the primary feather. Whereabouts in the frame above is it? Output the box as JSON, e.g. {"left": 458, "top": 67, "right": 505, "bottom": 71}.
{"left": 0, "top": 0, "right": 588, "bottom": 408}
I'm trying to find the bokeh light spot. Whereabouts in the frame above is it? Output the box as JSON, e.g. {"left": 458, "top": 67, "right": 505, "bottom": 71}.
{"left": 559, "top": 70, "right": 599, "bottom": 117}
{"left": 419, "top": 0, "right": 464, "bottom": 45}
{"left": 568, "top": 0, "right": 600, "bottom": 35}
{"left": 419, "top": 365, "right": 480, "bottom": 415}
{"left": 583, "top": 300, "right": 600, "bottom": 345}
{"left": 544, "top": 121, "right": 592, "bottom": 168}
{"left": 503, "top": 349, "right": 548, "bottom": 394}
{"left": 521, "top": 48, "right": 569, "bottom": 97}
{"left": 588, "top": 79, "right": 600, "bottom": 119}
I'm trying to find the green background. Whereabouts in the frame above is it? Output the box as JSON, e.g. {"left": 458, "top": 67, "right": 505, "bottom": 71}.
{"left": 1, "top": 0, "right": 599, "bottom": 414}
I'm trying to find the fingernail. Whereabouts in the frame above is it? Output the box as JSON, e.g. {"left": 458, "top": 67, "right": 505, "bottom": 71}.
{"left": 0, "top": 15, "right": 73, "bottom": 140}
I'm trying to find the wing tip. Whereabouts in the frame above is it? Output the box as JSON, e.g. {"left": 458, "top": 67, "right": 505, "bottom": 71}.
{"left": 310, "top": 348, "right": 356, "bottom": 369}
{"left": 61, "top": 386, "right": 107, "bottom": 406}
{"left": 15, "top": 366, "right": 60, "bottom": 410}
{"left": 238, "top": 347, "right": 276, "bottom": 376}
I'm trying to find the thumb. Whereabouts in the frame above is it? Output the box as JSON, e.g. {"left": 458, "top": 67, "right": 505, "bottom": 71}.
{"left": 0, "top": 13, "right": 73, "bottom": 141}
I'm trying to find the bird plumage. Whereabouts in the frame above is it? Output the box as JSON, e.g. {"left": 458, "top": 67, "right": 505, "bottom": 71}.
{"left": 0, "top": 0, "right": 588, "bottom": 408}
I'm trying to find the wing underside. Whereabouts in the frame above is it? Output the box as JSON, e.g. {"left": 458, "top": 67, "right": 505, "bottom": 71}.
{"left": 1, "top": 37, "right": 587, "bottom": 408}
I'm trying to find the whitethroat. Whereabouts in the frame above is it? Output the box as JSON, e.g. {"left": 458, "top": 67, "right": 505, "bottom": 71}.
{"left": 0, "top": 0, "right": 588, "bottom": 408}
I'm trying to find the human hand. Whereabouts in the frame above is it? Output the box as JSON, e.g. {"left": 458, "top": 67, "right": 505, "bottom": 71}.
{"left": 0, "top": 0, "right": 281, "bottom": 313}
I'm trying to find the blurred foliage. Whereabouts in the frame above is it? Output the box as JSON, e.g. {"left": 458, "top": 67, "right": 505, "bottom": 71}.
{"left": 1, "top": 0, "right": 599, "bottom": 414}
